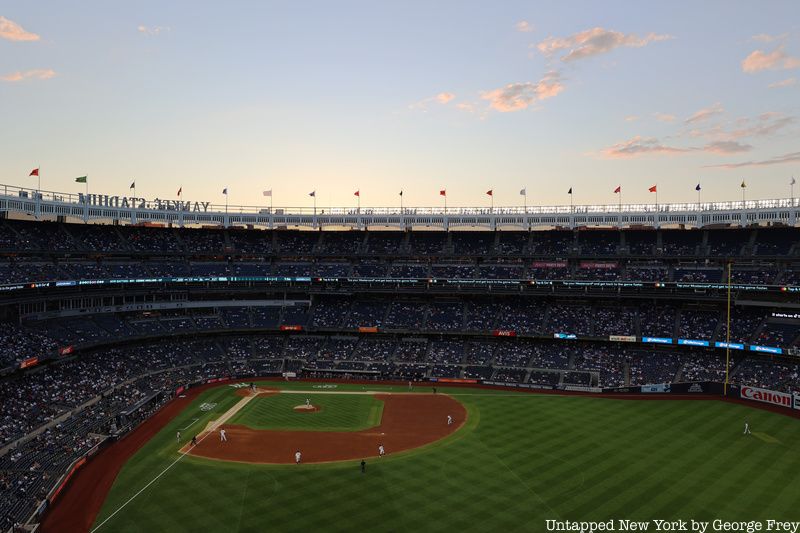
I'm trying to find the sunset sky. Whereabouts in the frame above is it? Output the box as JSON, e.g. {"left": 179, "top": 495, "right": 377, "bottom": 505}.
{"left": 1, "top": 1, "right": 799, "bottom": 209}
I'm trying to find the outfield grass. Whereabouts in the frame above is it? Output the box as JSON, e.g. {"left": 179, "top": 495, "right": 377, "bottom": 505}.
{"left": 227, "top": 393, "right": 384, "bottom": 432}
{"left": 93, "top": 383, "right": 800, "bottom": 532}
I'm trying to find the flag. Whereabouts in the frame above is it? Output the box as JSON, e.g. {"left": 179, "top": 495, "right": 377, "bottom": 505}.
{"left": 614, "top": 186, "right": 621, "bottom": 194}
{"left": 791, "top": 177, "right": 796, "bottom": 186}
{"left": 399, "top": 190, "right": 403, "bottom": 196}
{"left": 177, "top": 187, "right": 182, "bottom": 196}
{"left": 354, "top": 190, "right": 360, "bottom": 197}
{"left": 740, "top": 180, "right": 747, "bottom": 188}
{"left": 439, "top": 189, "right": 446, "bottom": 196}
{"left": 695, "top": 183, "right": 701, "bottom": 191}
{"left": 29, "top": 168, "right": 39, "bottom": 177}
{"left": 263, "top": 190, "right": 272, "bottom": 197}
{"left": 519, "top": 188, "right": 526, "bottom": 196}
{"left": 649, "top": 185, "right": 657, "bottom": 193}
{"left": 486, "top": 189, "right": 493, "bottom": 196}
{"left": 309, "top": 191, "right": 316, "bottom": 197}
{"left": 75, "top": 176, "right": 87, "bottom": 183}
{"left": 567, "top": 187, "right": 572, "bottom": 195}
{"left": 129, "top": 181, "right": 135, "bottom": 189}
{"left": 222, "top": 188, "right": 228, "bottom": 195}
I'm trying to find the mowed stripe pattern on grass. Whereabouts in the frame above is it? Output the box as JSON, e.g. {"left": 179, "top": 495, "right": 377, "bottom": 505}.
{"left": 227, "top": 393, "right": 384, "bottom": 432}
{"left": 93, "top": 387, "right": 800, "bottom": 533}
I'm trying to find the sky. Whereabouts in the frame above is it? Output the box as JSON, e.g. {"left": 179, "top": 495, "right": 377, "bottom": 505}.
{"left": 1, "top": 1, "right": 799, "bottom": 210}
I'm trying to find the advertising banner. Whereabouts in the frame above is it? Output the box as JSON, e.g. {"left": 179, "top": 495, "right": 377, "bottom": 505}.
{"left": 640, "top": 383, "right": 671, "bottom": 393}
{"left": 19, "top": 356, "right": 39, "bottom": 369}
{"left": 609, "top": 335, "right": 636, "bottom": 343}
{"left": 642, "top": 337, "right": 673, "bottom": 344}
{"left": 739, "top": 385, "right": 793, "bottom": 409}
{"left": 493, "top": 330, "right": 517, "bottom": 337}
{"left": 280, "top": 325, "right": 304, "bottom": 331}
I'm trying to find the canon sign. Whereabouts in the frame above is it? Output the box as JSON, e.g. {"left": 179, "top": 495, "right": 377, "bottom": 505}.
{"left": 740, "top": 386, "right": 793, "bottom": 409}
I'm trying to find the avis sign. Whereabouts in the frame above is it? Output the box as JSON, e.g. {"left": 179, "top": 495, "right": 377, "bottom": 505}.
{"left": 740, "top": 385, "right": 793, "bottom": 409}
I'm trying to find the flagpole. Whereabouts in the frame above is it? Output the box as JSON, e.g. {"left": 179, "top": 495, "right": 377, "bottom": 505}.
{"left": 38, "top": 165, "right": 41, "bottom": 194}
{"left": 524, "top": 190, "right": 527, "bottom": 213}
{"left": 357, "top": 190, "right": 361, "bottom": 214}
{"left": 791, "top": 177, "right": 795, "bottom": 206}
{"left": 400, "top": 191, "right": 403, "bottom": 213}
{"left": 490, "top": 192, "right": 493, "bottom": 213}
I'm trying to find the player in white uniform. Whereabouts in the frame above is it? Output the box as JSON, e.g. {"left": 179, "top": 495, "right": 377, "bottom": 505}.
{"left": 220, "top": 428, "right": 227, "bottom": 442}
{"left": 295, "top": 450, "right": 302, "bottom": 464}
{"left": 743, "top": 420, "right": 751, "bottom": 435}
{"left": 447, "top": 415, "right": 453, "bottom": 425}
{"left": 306, "top": 398, "right": 311, "bottom": 407}
{"left": 176, "top": 431, "right": 181, "bottom": 442}
{"left": 378, "top": 444, "right": 385, "bottom": 457}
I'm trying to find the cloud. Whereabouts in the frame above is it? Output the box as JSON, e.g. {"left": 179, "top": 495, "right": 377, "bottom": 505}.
{"left": 742, "top": 46, "right": 800, "bottom": 73}
{"left": 625, "top": 115, "right": 639, "bottom": 122}
{"left": 728, "top": 112, "right": 794, "bottom": 139}
{"left": 768, "top": 77, "right": 797, "bottom": 88}
{"left": 749, "top": 33, "right": 787, "bottom": 43}
{"left": 0, "top": 68, "right": 56, "bottom": 82}
{"left": 537, "top": 27, "right": 672, "bottom": 62}
{"left": 601, "top": 136, "right": 690, "bottom": 158}
{"left": 654, "top": 112, "right": 676, "bottom": 122}
{"left": 138, "top": 25, "right": 170, "bottom": 36}
{"left": 703, "top": 141, "right": 753, "bottom": 154}
{"left": 600, "top": 137, "right": 753, "bottom": 159}
{"left": 0, "top": 16, "right": 39, "bottom": 41}
{"left": 705, "top": 151, "right": 800, "bottom": 169}
{"left": 435, "top": 92, "right": 455, "bottom": 104}
{"left": 480, "top": 71, "right": 565, "bottom": 112}
{"left": 515, "top": 21, "right": 533, "bottom": 33}
{"left": 455, "top": 102, "right": 476, "bottom": 113}
{"left": 409, "top": 92, "right": 457, "bottom": 111}
{"left": 685, "top": 103, "right": 724, "bottom": 124}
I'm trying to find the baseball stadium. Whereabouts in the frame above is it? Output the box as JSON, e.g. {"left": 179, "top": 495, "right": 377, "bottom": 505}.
{"left": 3, "top": 3, "right": 800, "bottom": 532}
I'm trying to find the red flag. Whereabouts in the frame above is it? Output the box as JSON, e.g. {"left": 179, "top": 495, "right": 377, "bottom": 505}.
{"left": 177, "top": 187, "right": 182, "bottom": 196}
{"left": 354, "top": 190, "right": 360, "bottom": 197}
{"left": 29, "top": 168, "right": 39, "bottom": 177}
{"left": 439, "top": 190, "right": 446, "bottom": 196}
{"left": 614, "top": 186, "right": 621, "bottom": 194}
{"left": 649, "top": 185, "right": 657, "bottom": 193}
{"left": 486, "top": 189, "right": 493, "bottom": 196}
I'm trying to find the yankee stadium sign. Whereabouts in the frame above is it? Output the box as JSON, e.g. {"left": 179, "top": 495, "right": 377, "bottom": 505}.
{"left": 78, "top": 194, "right": 212, "bottom": 212}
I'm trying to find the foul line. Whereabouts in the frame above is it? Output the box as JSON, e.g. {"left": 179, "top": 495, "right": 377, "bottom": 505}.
{"left": 90, "top": 430, "right": 214, "bottom": 532}
{"left": 179, "top": 418, "right": 199, "bottom": 431}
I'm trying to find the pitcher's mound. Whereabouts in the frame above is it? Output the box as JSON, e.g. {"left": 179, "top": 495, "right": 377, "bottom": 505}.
{"left": 293, "top": 405, "right": 320, "bottom": 412}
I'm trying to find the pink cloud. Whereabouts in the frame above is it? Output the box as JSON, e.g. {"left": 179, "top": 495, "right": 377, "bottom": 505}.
{"left": 137, "top": 25, "right": 170, "bottom": 36}
{"left": 601, "top": 136, "right": 690, "bottom": 159}
{"left": 742, "top": 46, "right": 800, "bottom": 73}
{"left": 480, "top": 71, "right": 565, "bottom": 112}
{"left": 654, "top": 112, "right": 676, "bottom": 122}
{"left": 768, "top": 77, "right": 797, "bottom": 88}
{"left": 515, "top": 21, "right": 533, "bottom": 33}
{"left": 0, "top": 69, "right": 56, "bottom": 82}
{"left": 0, "top": 16, "right": 39, "bottom": 42}
{"left": 705, "top": 151, "right": 800, "bottom": 169}
{"left": 685, "top": 103, "right": 724, "bottom": 124}
{"left": 703, "top": 141, "right": 753, "bottom": 154}
{"left": 435, "top": 92, "right": 455, "bottom": 104}
{"left": 537, "top": 27, "right": 672, "bottom": 62}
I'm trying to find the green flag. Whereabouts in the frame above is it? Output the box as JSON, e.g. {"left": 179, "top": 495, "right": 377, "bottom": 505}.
{"left": 75, "top": 176, "right": 87, "bottom": 183}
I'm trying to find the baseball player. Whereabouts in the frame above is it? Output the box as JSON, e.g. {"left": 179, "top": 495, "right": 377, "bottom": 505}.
{"left": 361, "top": 459, "right": 366, "bottom": 473}
{"left": 447, "top": 415, "right": 453, "bottom": 425}
{"left": 305, "top": 398, "right": 311, "bottom": 407}
{"left": 220, "top": 428, "right": 227, "bottom": 442}
{"left": 743, "top": 420, "right": 751, "bottom": 435}
{"left": 378, "top": 444, "right": 385, "bottom": 457}
{"left": 295, "top": 450, "right": 302, "bottom": 464}
{"left": 176, "top": 431, "right": 181, "bottom": 442}
{"left": 191, "top": 435, "right": 197, "bottom": 446}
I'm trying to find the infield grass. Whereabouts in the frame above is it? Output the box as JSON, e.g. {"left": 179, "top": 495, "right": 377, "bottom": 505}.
{"left": 92, "top": 382, "right": 800, "bottom": 533}
{"left": 228, "top": 392, "right": 384, "bottom": 432}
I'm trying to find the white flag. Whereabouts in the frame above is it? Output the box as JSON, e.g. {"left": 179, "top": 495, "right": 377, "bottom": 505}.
{"left": 263, "top": 190, "right": 272, "bottom": 197}
{"left": 792, "top": 177, "right": 797, "bottom": 185}
{"left": 519, "top": 188, "right": 526, "bottom": 196}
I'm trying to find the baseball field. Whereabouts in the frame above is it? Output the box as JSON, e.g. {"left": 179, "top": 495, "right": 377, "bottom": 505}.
{"left": 49, "top": 381, "right": 800, "bottom": 532}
